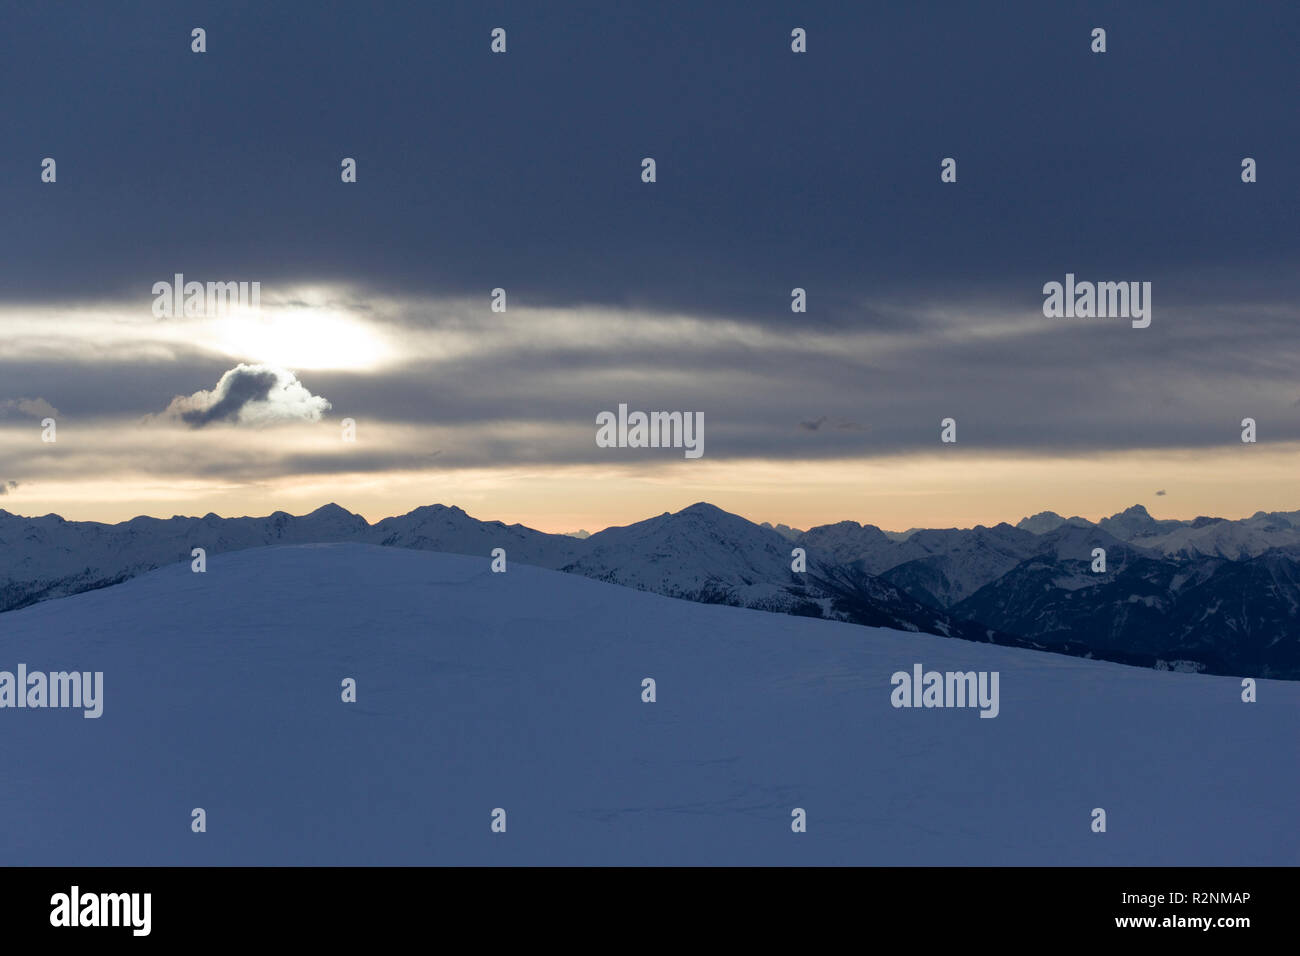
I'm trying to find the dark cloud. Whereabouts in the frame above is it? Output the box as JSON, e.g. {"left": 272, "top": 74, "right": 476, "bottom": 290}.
{"left": 179, "top": 369, "right": 278, "bottom": 426}
{"left": 800, "top": 416, "right": 867, "bottom": 432}
{"left": 164, "top": 365, "right": 331, "bottom": 428}
{"left": 0, "top": 1, "right": 1295, "bottom": 321}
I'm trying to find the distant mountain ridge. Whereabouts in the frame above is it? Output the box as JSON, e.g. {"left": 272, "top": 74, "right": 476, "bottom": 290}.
{"left": 1015, "top": 503, "right": 1300, "bottom": 559}
{"left": 2, "top": 500, "right": 1297, "bottom": 678}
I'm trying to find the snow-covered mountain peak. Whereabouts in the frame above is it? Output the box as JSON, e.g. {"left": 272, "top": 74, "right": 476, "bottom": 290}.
{"left": 1015, "top": 511, "right": 1067, "bottom": 534}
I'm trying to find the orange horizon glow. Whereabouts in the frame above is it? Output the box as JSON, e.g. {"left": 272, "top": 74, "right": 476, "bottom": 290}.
{"left": 3, "top": 445, "right": 1296, "bottom": 535}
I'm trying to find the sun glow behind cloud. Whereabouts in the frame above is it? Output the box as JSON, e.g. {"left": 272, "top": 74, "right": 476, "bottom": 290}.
{"left": 0, "top": 286, "right": 402, "bottom": 372}
{"left": 0, "top": 287, "right": 990, "bottom": 372}
{"left": 202, "top": 306, "right": 396, "bottom": 371}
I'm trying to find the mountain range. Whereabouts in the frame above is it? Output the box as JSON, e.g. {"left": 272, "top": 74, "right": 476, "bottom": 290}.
{"left": 2, "top": 501, "right": 1297, "bottom": 678}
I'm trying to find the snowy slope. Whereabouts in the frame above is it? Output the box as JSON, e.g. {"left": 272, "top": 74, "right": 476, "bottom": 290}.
{"left": 0, "top": 543, "right": 1294, "bottom": 866}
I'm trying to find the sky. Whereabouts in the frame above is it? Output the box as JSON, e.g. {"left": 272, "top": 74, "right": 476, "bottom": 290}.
{"left": 1, "top": 0, "right": 1298, "bottom": 532}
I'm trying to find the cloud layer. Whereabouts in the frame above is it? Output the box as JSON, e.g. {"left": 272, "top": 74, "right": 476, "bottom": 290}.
{"left": 0, "top": 2, "right": 1294, "bottom": 530}
{"left": 0, "top": 398, "right": 59, "bottom": 420}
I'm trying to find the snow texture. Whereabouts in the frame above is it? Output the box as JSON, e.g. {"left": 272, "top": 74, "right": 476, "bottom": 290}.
{"left": 0, "top": 543, "right": 1293, "bottom": 865}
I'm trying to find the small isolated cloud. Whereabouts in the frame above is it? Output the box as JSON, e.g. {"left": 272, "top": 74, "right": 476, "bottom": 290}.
{"left": 1155, "top": 489, "right": 1167, "bottom": 496}
{"left": 0, "top": 397, "right": 59, "bottom": 420}
{"left": 163, "top": 364, "right": 331, "bottom": 428}
{"left": 800, "top": 416, "right": 866, "bottom": 432}
{"left": 0, "top": 480, "right": 18, "bottom": 495}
